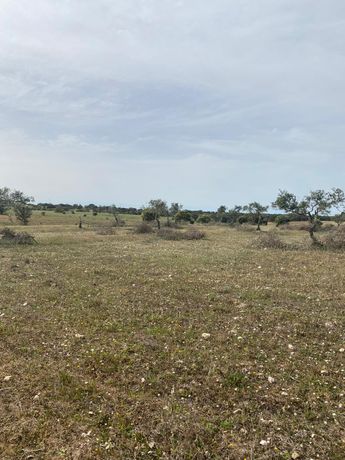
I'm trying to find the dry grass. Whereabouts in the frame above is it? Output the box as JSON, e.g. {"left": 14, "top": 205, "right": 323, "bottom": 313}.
{"left": 0, "top": 217, "right": 345, "bottom": 459}
{"left": 157, "top": 228, "right": 206, "bottom": 240}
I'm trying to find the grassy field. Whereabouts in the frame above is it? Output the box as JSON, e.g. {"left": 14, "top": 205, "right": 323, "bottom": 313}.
{"left": 0, "top": 213, "right": 345, "bottom": 459}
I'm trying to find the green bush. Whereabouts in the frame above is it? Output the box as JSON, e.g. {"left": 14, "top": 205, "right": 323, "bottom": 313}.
{"left": 196, "top": 214, "right": 212, "bottom": 224}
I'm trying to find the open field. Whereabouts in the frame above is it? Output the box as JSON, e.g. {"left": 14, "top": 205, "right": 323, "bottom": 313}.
{"left": 1, "top": 215, "right": 345, "bottom": 459}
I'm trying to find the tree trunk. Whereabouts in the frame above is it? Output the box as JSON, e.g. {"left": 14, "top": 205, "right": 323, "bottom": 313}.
{"left": 308, "top": 218, "right": 322, "bottom": 246}
{"left": 256, "top": 215, "right": 261, "bottom": 231}
{"left": 156, "top": 218, "right": 160, "bottom": 229}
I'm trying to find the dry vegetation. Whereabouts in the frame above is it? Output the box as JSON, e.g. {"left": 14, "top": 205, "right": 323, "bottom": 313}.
{"left": 1, "top": 212, "right": 345, "bottom": 459}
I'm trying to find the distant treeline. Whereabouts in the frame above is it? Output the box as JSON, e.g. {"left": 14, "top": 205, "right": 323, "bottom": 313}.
{"left": 35, "top": 203, "right": 142, "bottom": 215}
{"left": 33, "top": 203, "right": 334, "bottom": 223}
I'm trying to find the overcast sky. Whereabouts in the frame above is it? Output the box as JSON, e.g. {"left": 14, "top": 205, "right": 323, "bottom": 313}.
{"left": 0, "top": 0, "right": 344, "bottom": 209}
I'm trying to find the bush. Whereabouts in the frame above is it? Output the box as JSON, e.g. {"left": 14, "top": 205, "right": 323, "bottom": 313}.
{"left": 175, "top": 210, "right": 192, "bottom": 223}
{"left": 0, "top": 228, "right": 36, "bottom": 245}
{"left": 134, "top": 222, "right": 154, "bottom": 234}
{"left": 252, "top": 232, "right": 287, "bottom": 249}
{"left": 323, "top": 226, "right": 345, "bottom": 249}
{"left": 141, "top": 208, "right": 156, "bottom": 222}
{"left": 1, "top": 228, "right": 16, "bottom": 239}
{"left": 197, "top": 214, "right": 212, "bottom": 224}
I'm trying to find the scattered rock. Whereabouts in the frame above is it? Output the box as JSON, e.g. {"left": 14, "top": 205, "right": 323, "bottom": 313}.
{"left": 260, "top": 439, "right": 270, "bottom": 446}
{"left": 3, "top": 375, "right": 11, "bottom": 382}
{"left": 201, "top": 333, "right": 211, "bottom": 339}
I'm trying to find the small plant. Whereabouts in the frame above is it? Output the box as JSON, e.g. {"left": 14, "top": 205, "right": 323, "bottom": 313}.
{"left": 253, "top": 231, "right": 286, "bottom": 249}
{"left": 0, "top": 228, "right": 36, "bottom": 245}
{"left": 323, "top": 226, "right": 345, "bottom": 250}
{"left": 0, "top": 228, "right": 16, "bottom": 239}
{"left": 134, "top": 222, "right": 154, "bottom": 234}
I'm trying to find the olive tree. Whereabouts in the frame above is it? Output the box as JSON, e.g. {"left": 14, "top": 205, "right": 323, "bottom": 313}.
{"left": 0, "top": 188, "right": 34, "bottom": 225}
{"left": 243, "top": 202, "right": 268, "bottom": 231}
{"left": 146, "top": 199, "right": 168, "bottom": 229}
{"left": 0, "top": 187, "right": 11, "bottom": 215}
{"left": 11, "top": 190, "right": 34, "bottom": 225}
{"left": 273, "top": 188, "right": 345, "bottom": 244}
{"left": 169, "top": 202, "right": 183, "bottom": 222}
{"left": 330, "top": 188, "right": 345, "bottom": 226}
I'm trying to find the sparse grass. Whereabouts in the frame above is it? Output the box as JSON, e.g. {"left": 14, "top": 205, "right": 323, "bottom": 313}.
{"left": 0, "top": 216, "right": 344, "bottom": 459}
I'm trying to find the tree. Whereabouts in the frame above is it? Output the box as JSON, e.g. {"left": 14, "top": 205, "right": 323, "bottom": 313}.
{"left": 110, "top": 205, "right": 120, "bottom": 225}
{"left": 228, "top": 205, "right": 243, "bottom": 225}
{"left": 175, "top": 210, "right": 192, "bottom": 223}
{"left": 243, "top": 202, "right": 268, "bottom": 231}
{"left": 273, "top": 189, "right": 345, "bottom": 243}
{"left": 197, "top": 213, "right": 212, "bottom": 224}
{"left": 11, "top": 190, "right": 34, "bottom": 225}
{"left": 216, "top": 205, "right": 227, "bottom": 222}
{"left": 0, "top": 187, "right": 11, "bottom": 215}
{"left": 330, "top": 188, "right": 345, "bottom": 226}
{"left": 169, "top": 202, "right": 183, "bottom": 221}
{"left": 147, "top": 199, "right": 168, "bottom": 229}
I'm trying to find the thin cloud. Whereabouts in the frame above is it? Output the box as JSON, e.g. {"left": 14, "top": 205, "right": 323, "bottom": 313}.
{"left": 0, "top": 1, "right": 344, "bottom": 207}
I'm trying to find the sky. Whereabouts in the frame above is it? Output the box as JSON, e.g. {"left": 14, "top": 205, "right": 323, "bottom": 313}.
{"left": 0, "top": 0, "right": 345, "bottom": 209}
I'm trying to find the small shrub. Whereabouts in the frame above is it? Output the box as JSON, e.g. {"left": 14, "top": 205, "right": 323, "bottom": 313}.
{"left": 141, "top": 208, "right": 156, "bottom": 223}
{"left": 0, "top": 228, "right": 16, "bottom": 239}
{"left": 252, "top": 232, "right": 287, "bottom": 249}
{"left": 323, "top": 226, "right": 345, "bottom": 250}
{"left": 197, "top": 213, "right": 212, "bottom": 224}
{"left": 0, "top": 228, "right": 36, "bottom": 245}
{"left": 14, "top": 232, "right": 37, "bottom": 245}
{"left": 175, "top": 210, "right": 192, "bottom": 223}
{"left": 134, "top": 222, "right": 154, "bottom": 234}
